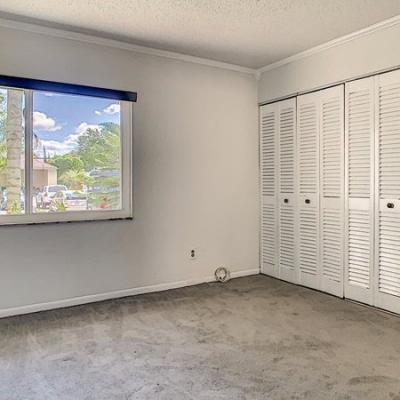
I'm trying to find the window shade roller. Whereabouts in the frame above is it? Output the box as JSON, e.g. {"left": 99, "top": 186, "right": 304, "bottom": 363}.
{"left": 0, "top": 75, "right": 137, "bottom": 102}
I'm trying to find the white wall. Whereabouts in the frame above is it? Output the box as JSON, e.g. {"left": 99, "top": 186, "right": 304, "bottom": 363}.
{"left": 258, "top": 22, "right": 400, "bottom": 103}
{"left": 0, "top": 25, "right": 259, "bottom": 315}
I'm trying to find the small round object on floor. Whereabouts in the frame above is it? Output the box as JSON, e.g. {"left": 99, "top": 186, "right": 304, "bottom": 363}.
{"left": 215, "top": 267, "right": 230, "bottom": 282}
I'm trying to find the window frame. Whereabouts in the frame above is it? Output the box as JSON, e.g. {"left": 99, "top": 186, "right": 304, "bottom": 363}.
{"left": 0, "top": 87, "right": 133, "bottom": 226}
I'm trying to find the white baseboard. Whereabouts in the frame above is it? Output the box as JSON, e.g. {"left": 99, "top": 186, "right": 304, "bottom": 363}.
{"left": 0, "top": 268, "right": 259, "bottom": 319}
{"left": 230, "top": 268, "right": 260, "bottom": 278}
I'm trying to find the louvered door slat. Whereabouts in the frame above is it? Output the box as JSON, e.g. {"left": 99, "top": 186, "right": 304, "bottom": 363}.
{"left": 344, "top": 78, "right": 375, "bottom": 305}
{"left": 279, "top": 105, "right": 296, "bottom": 194}
{"left": 260, "top": 103, "right": 279, "bottom": 278}
{"left": 299, "top": 207, "right": 318, "bottom": 274}
{"left": 298, "top": 101, "right": 318, "bottom": 194}
{"left": 261, "top": 204, "right": 275, "bottom": 263}
{"left": 348, "top": 210, "right": 370, "bottom": 287}
{"left": 297, "top": 92, "right": 319, "bottom": 289}
{"left": 320, "top": 85, "right": 344, "bottom": 297}
{"left": 375, "top": 70, "right": 400, "bottom": 314}
{"left": 379, "top": 211, "right": 400, "bottom": 298}
{"left": 278, "top": 98, "right": 297, "bottom": 284}
{"left": 261, "top": 111, "right": 275, "bottom": 197}
{"left": 321, "top": 96, "right": 342, "bottom": 198}
{"left": 279, "top": 203, "right": 295, "bottom": 272}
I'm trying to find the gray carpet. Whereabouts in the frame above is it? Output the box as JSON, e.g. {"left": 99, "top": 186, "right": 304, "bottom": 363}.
{"left": 1, "top": 275, "right": 400, "bottom": 400}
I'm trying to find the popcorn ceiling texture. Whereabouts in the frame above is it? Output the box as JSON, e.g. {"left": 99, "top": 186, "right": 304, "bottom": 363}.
{"left": 0, "top": 0, "right": 400, "bottom": 68}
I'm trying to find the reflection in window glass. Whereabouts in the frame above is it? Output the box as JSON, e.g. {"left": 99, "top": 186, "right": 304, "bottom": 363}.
{"left": 0, "top": 88, "right": 25, "bottom": 215}
{"left": 32, "top": 92, "right": 122, "bottom": 213}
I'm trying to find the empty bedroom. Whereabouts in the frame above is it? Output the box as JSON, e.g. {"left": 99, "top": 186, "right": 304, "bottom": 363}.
{"left": 0, "top": 1, "right": 400, "bottom": 399}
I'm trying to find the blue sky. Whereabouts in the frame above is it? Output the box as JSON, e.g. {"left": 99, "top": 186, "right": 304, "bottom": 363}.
{"left": 33, "top": 91, "right": 120, "bottom": 156}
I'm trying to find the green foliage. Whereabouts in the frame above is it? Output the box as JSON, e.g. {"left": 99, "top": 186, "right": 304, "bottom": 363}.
{"left": 54, "top": 199, "right": 67, "bottom": 212}
{"left": 47, "top": 122, "right": 121, "bottom": 193}
{"left": 0, "top": 101, "right": 121, "bottom": 203}
{"left": 8, "top": 199, "right": 21, "bottom": 215}
{"left": 0, "top": 143, "right": 6, "bottom": 170}
{"left": 48, "top": 154, "right": 84, "bottom": 177}
{"left": 76, "top": 122, "right": 121, "bottom": 171}
{"left": 46, "top": 122, "right": 121, "bottom": 177}
{"left": 59, "top": 169, "right": 93, "bottom": 190}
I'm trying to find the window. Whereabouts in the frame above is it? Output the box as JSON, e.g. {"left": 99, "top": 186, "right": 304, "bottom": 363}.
{"left": 0, "top": 77, "right": 135, "bottom": 225}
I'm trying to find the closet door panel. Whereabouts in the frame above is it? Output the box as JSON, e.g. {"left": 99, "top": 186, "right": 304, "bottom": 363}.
{"left": 320, "top": 85, "right": 345, "bottom": 297}
{"left": 260, "top": 103, "right": 279, "bottom": 277}
{"left": 375, "top": 70, "right": 400, "bottom": 314}
{"left": 297, "top": 92, "right": 320, "bottom": 289}
{"left": 345, "top": 78, "right": 375, "bottom": 305}
{"left": 278, "top": 98, "right": 297, "bottom": 283}
{"left": 279, "top": 195, "right": 296, "bottom": 282}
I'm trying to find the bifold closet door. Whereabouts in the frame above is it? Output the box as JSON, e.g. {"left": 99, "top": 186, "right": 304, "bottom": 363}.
{"left": 260, "top": 98, "right": 297, "bottom": 283}
{"left": 297, "top": 92, "right": 320, "bottom": 289}
{"left": 260, "top": 102, "right": 279, "bottom": 278}
{"left": 296, "top": 85, "right": 344, "bottom": 295}
{"left": 261, "top": 71, "right": 400, "bottom": 314}
{"left": 375, "top": 70, "right": 400, "bottom": 314}
{"left": 320, "top": 86, "right": 345, "bottom": 297}
{"left": 278, "top": 98, "right": 297, "bottom": 284}
{"left": 344, "top": 78, "right": 375, "bottom": 305}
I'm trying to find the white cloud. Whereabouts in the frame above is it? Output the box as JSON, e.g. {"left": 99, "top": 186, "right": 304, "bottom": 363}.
{"left": 40, "top": 122, "right": 100, "bottom": 156}
{"left": 94, "top": 103, "right": 120, "bottom": 116}
{"left": 103, "top": 103, "right": 120, "bottom": 115}
{"left": 75, "top": 122, "right": 99, "bottom": 135}
{"left": 40, "top": 139, "right": 73, "bottom": 155}
{"left": 63, "top": 122, "right": 100, "bottom": 147}
{"left": 33, "top": 111, "right": 61, "bottom": 132}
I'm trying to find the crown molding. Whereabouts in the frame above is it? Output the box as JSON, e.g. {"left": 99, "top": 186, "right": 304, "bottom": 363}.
{"left": 0, "top": 17, "right": 256, "bottom": 76}
{"left": 2, "top": 12, "right": 399, "bottom": 78}
{"left": 257, "top": 14, "right": 400, "bottom": 74}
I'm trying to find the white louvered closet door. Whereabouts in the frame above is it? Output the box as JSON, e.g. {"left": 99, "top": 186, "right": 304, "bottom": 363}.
{"left": 260, "top": 103, "right": 279, "bottom": 278}
{"left": 278, "top": 98, "right": 297, "bottom": 284}
{"left": 345, "top": 78, "right": 375, "bottom": 305}
{"left": 375, "top": 70, "right": 400, "bottom": 314}
{"left": 296, "top": 92, "right": 320, "bottom": 290}
{"left": 320, "top": 85, "right": 345, "bottom": 297}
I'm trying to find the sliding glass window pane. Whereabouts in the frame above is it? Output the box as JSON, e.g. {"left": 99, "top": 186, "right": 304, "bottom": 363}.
{"left": 0, "top": 87, "right": 25, "bottom": 215}
{"left": 32, "top": 91, "right": 122, "bottom": 213}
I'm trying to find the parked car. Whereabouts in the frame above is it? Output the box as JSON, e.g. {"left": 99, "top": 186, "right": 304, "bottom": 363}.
{"left": 64, "top": 190, "right": 88, "bottom": 211}
{"left": 49, "top": 190, "right": 88, "bottom": 212}
{"left": 37, "top": 185, "right": 68, "bottom": 209}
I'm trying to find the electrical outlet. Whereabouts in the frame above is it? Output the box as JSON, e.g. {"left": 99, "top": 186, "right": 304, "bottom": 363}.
{"left": 190, "top": 249, "right": 196, "bottom": 260}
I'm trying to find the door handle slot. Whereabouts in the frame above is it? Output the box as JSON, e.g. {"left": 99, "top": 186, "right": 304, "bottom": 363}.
{"left": 284, "top": 199, "right": 289, "bottom": 204}
{"left": 305, "top": 199, "right": 310, "bottom": 204}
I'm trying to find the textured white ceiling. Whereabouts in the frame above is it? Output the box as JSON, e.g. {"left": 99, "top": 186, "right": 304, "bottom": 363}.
{"left": 0, "top": 0, "right": 399, "bottom": 68}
